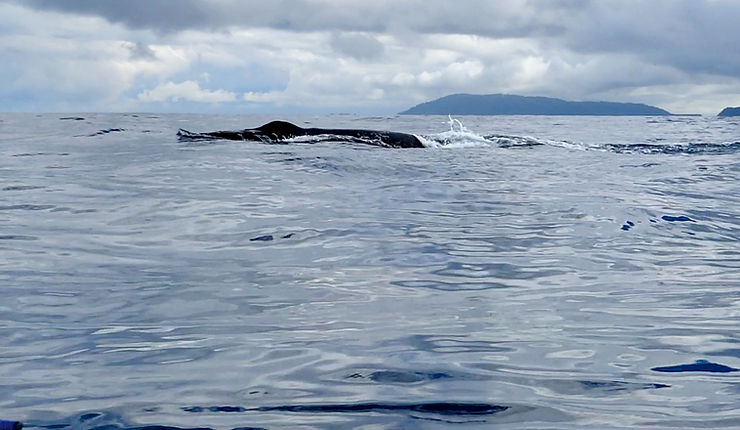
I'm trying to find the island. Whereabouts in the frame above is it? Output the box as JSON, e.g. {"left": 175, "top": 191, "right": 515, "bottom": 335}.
{"left": 400, "top": 93, "right": 672, "bottom": 116}
{"left": 718, "top": 107, "right": 740, "bottom": 116}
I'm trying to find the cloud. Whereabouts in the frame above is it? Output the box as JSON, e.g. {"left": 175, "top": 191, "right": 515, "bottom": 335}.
{"left": 0, "top": 0, "right": 738, "bottom": 114}
{"left": 561, "top": 0, "right": 740, "bottom": 77}
{"left": 0, "top": 2, "right": 196, "bottom": 110}
{"left": 330, "top": 32, "right": 384, "bottom": 60}
{"left": 243, "top": 91, "right": 284, "bottom": 103}
{"left": 14, "top": 0, "right": 734, "bottom": 82}
{"left": 8, "top": 0, "right": 577, "bottom": 35}
{"left": 9, "top": 0, "right": 213, "bottom": 33}
{"left": 137, "top": 80, "right": 237, "bottom": 103}
{"left": 127, "top": 41, "right": 156, "bottom": 60}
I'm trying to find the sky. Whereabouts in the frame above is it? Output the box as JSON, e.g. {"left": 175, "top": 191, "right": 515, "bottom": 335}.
{"left": 0, "top": 0, "right": 738, "bottom": 115}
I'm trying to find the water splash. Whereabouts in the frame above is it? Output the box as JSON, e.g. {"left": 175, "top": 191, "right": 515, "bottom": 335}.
{"left": 418, "top": 116, "right": 739, "bottom": 154}
{"left": 416, "top": 116, "right": 491, "bottom": 148}
{"left": 416, "top": 116, "right": 579, "bottom": 149}
{"left": 448, "top": 115, "right": 467, "bottom": 133}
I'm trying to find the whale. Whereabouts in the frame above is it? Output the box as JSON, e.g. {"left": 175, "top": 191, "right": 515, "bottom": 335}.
{"left": 177, "top": 120, "right": 425, "bottom": 148}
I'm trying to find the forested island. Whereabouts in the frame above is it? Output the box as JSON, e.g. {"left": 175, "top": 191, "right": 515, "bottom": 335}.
{"left": 400, "top": 93, "right": 672, "bottom": 116}
{"left": 718, "top": 107, "right": 740, "bottom": 116}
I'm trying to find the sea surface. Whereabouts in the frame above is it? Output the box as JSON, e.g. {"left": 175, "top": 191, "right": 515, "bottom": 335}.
{"left": 0, "top": 113, "right": 738, "bottom": 429}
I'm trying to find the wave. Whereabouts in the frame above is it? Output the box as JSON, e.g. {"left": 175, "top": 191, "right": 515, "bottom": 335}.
{"left": 417, "top": 116, "right": 740, "bottom": 154}
{"left": 183, "top": 402, "right": 508, "bottom": 416}
{"left": 599, "top": 141, "right": 740, "bottom": 154}
{"left": 23, "top": 403, "right": 510, "bottom": 430}
{"left": 172, "top": 116, "right": 740, "bottom": 154}
{"left": 417, "top": 118, "right": 579, "bottom": 150}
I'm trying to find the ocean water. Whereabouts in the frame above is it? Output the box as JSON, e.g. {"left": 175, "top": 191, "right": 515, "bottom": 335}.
{"left": 0, "top": 113, "right": 738, "bottom": 429}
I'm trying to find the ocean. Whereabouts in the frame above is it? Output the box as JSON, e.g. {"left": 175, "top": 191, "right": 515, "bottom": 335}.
{"left": 0, "top": 113, "right": 738, "bottom": 429}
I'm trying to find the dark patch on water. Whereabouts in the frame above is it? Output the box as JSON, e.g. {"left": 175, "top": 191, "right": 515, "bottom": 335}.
{"left": 392, "top": 279, "right": 511, "bottom": 291}
{"left": 346, "top": 370, "right": 452, "bottom": 384}
{"left": 12, "top": 152, "right": 69, "bottom": 157}
{"left": 652, "top": 359, "right": 739, "bottom": 373}
{"left": 259, "top": 402, "right": 508, "bottom": 416}
{"left": 249, "top": 235, "right": 273, "bottom": 242}
{"left": 387, "top": 334, "right": 514, "bottom": 354}
{"left": 89, "top": 128, "right": 125, "bottom": 136}
{"left": 541, "top": 379, "right": 670, "bottom": 397}
{"left": 0, "top": 235, "right": 37, "bottom": 241}
{"left": 59, "top": 117, "right": 85, "bottom": 121}
{"left": 0, "top": 204, "right": 55, "bottom": 211}
{"left": 262, "top": 151, "right": 294, "bottom": 156}
{"left": 370, "top": 370, "right": 450, "bottom": 383}
{"left": 249, "top": 232, "right": 298, "bottom": 242}
{"left": 620, "top": 162, "right": 661, "bottom": 168}
{"left": 579, "top": 380, "right": 669, "bottom": 391}
{"left": 621, "top": 220, "right": 635, "bottom": 231}
{"left": 183, "top": 406, "right": 244, "bottom": 413}
{"left": 603, "top": 142, "right": 740, "bottom": 154}
{"left": 661, "top": 215, "right": 695, "bottom": 222}
{"left": 183, "top": 402, "right": 508, "bottom": 416}
{"left": 79, "top": 413, "right": 101, "bottom": 422}
{"left": 2, "top": 185, "right": 45, "bottom": 191}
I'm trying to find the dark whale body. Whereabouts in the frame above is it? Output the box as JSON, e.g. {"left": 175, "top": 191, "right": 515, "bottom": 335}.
{"left": 177, "top": 120, "right": 425, "bottom": 148}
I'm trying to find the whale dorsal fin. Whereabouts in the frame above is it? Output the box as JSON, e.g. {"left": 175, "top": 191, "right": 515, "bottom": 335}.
{"left": 256, "top": 120, "right": 302, "bottom": 137}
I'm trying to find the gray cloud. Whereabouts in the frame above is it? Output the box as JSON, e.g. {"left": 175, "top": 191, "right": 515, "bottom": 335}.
{"left": 126, "top": 41, "right": 156, "bottom": 59}
{"left": 8, "top": 0, "right": 739, "bottom": 78}
{"left": 9, "top": 0, "right": 579, "bottom": 35}
{"left": 11, "top": 0, "right": 213, "bottom": 32}
{"left": 330, "top": 32, "right": 384, "bottom": 60}
{"left": 0, "top": 0, "right": 738, "bottom": 114}
{"left": 561, "top": 1, "right": 740, "bottom": 76}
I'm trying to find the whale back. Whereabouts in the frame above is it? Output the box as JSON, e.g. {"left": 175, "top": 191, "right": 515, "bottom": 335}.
{"left": 256, "top": 120, "right": 304, "bottom": 138}
{"left": 178, "top": 121, "right": 424, "bottom": 148}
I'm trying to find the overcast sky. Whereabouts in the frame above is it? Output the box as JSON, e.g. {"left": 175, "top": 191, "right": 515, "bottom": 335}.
{"left": 1, "top": 0, "right": 738, "bottom": 114}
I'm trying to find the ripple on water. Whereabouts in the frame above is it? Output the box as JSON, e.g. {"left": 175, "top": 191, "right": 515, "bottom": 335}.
{"left": 1, "top": 113, "right": 738, "bottom": 429}
{"left": 0, "top": 204, "right": 55, "bottom": 211}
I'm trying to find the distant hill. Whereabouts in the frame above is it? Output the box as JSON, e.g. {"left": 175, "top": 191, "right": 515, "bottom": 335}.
{"left": 400, "top": 93, "right": 672, "bottom": 116}
{"left": 718, "top": 107, "right": 740, "bottom": 116}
